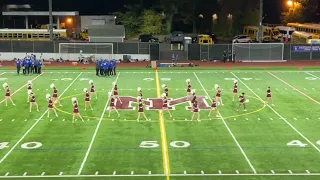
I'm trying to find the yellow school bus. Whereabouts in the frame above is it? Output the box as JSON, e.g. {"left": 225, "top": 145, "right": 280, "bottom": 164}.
{"left": 291, "top": 31, "right": 320, "bottom": 44}
{"left": 0, "top": 29, "right": 67, "bottom": 40}
{"left": 198, "top": 35, "right": 213, "bottom": 44}
{"left": 243, "top": 26, "right": 281, "bottom": 41}
{"left": 287, "top": 23, "right": 320, "bottom": 35}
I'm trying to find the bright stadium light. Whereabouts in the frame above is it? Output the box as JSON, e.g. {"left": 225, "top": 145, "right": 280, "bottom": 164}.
{"left": 287, "top": 0, "right": 293, "bottom": 6}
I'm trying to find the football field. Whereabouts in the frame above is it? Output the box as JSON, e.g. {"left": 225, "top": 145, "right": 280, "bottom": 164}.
{"left": 0, "top": 68, "right": 320, "bottom": 180}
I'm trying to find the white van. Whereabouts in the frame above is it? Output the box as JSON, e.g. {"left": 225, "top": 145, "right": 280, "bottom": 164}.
{"left": 275, "top": 26, "right": 295, "bottom": 41}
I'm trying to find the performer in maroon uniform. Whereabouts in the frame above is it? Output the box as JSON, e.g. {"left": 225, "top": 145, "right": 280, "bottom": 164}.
{"left": 29, "top": 92, "right": 39, "bottom": 112}
{"left": 113, "top": 82, "right": 122, "bottom": 104}
{"left": 237, "top": 93, "right": 247, "bottom": 112}
{"left": 50, "top": 83, "right": 62, "bottom": 106}
{"left": 137, "top": 101, "right": 149, "bottom": 122}
{"left": 186, "top": 79, "right": 192, "bottom": 97}
{"left": 215, "top": 84, "right": 224, "bottom": 106}
{"left": 108, "top": 92, "right": 120, "bottom": 118}
{"left": 89, "top": 80, "right": 97, "bottom": 99}
{"left": 72, "top": 97, "right": 84, "bottom": 123}
{"left": 191, "top": 89, "right": 196, "bottom": 103}
{"left": 161, "top": 93, "right": 172, "bottom": 117}
{"left": 3, "top": 83, "right": 15, "bottom": 106}
{"left": 84, "top": 88, "right": 93, "bottom": 111}
{"left": 232, "top": 80, "right": 238, "bottom": 101}
{"left": 137, "top": 87, "right": 143, "bottom": 99}
{"left": 191, "top": 100, "right": 200, "bottom": 121}
{"left": 208, "top": 98, "right": 219, "bottom": 117}
{"left": 46, "top": 94, "right": 58, "bottom": 117}
{"left": 265, "top": 87, "right": 274, "bottom": 106}
{"left": 27, "top": 80, "right": 32, "bottom": 102}
{"left": 162, "top": 84, "right": 169, "bottom": 97}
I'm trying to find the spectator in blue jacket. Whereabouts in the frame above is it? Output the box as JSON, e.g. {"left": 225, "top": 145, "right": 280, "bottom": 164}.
{"left": 22, "top": 58, "right": 27, "bottom": 75}
{"left": 30, "top": 59, "right": 35, "bottom": 74}
{"left": 37, "top": 60, "right": 43, "bottom": 74}
{"left": 99, "top": 59, "right": 104, "bottom": 76}
{"left": 24, "top": 57, "right": 30, "bottom": 75}
{"left": 107, "top": 60, "right": 112, "bottom": 76}
{"left": 112, "top": 60, "right": 117, "bottom": 76}
{"left": 103, "top": 60, "right": 108, "bottom": 76}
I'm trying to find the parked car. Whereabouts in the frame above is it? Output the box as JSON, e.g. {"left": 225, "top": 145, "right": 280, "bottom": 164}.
{"left": 139, "top": 34, "right": 159, "bottom": 42}
{"left": 165, "top": 31, "right": 185, "bottom": 43}
{"left": 232, "top": 35, "right": 252, "bottom": 43}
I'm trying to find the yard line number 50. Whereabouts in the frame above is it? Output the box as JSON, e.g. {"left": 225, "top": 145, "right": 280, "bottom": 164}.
{"left": 139, "top": 141, "right": 190, "bottom": 148}
{"left": 0, "top": 142, "right": 42, "bottom": 150}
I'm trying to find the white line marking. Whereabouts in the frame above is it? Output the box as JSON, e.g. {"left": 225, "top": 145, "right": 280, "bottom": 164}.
{"left": 258, "top": 118, "right": 260, "bottom": 120}
{"left": 95, "top": 171, "right": 98, "bottom": 175}
{"left": 0, "top": 119, "right": 2, "bottom": 121}
{"left": 201, "top": 171, "right": 204, "bottom": 174}
{"left": 232, "top": 72, "right": 320, "bottom": 153}
{"left": 236, "top": 170, "right": 239, "bottom": 174}
{"left": 0, "top": 72, "right": 83, "bottom": 165}
{"left": 24, "top": 119, "right": 27, "bottom": 121}
{"left": 50, "top": 119, "right": 52, "bottom": 121}
{"left": 78, "top": 73, "right": 121, "bottom": 175}
{"left": 306, "top": 170, "right": 310, "bottom": 174}
{"left": 268, "top": 72, "right": 320, "bottom": 105}
{"left": 41, "top": 172, "right": 45, "bottom": 176}
{"left": 23, "top": 172, "right": 27, "bottom": 176}
{"left": 184, "top": 171, "right": 187, "bottom": 174}
{"left": 12, "top": 119, "right": 14, "bottom": 121}
{"left": 270, "top": 118, "right": 273, "bottom": 120}
{"left": 245, "top": 118, "right": 248, "bottom": 120}
{"left": 0, "top": 72, "right": 6, "bottom": 76}
{"left": 149, "top": 171, "right": 151, "bottom": 175}
{"left": 306, "top": 118, "right": 309, "bottom": 120}
{"left": 234, "top": 118, "right": 236, "bottom": 120}
{"left": 289, "top": 170, "right": 292, "bottom": 174}
{"left": 218, "top": 170, "right": 222, "bottom": 174}
{"left": 305, "top": 72, "right": 320, "bottom": 79}
{"left": 113, "top": 171, "right": 116, "bottom": 175}
{"left": 131, "top": 171, "right": 134, "bottom": 175}
{"left": 62, "top": 119, "right": 65, "bottom": 121}
{"left": 271, "top": 170, "right": 275, "bottom": 174}
{"left": 4, "top": 172, "right": 9, "bottom": 176}
{"left": 59, "top": 172, "right": 63, "bottom": 176}
{"left": 194, "top": 72, "right": 256, "bottom": 174}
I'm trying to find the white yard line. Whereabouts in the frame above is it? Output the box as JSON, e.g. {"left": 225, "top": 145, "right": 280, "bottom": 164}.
{"left": 77, "top": 72, "right": 121, "bottom": 175}
{"left": 305, "top": 72, "right": 320, "bottom": 79}
{"left": 193, "top": 72, "right": 257, "bottom": 174}
{"left": 0, "top": 173, "right": 319, "bottom": 178}
{"left": 0, "top": 73, "right": 44, "bottom": 104}
{"left": 267, "top": 72, "right": 320, "bottom": 105}
{"left": 0, "top": 72, "right": 6, "bottom": 76}
{"left": 0, "top": 72, "right": 83, "bottom": 164}
{"left": 231, "top": 72, "right": 320, "bottom": 153}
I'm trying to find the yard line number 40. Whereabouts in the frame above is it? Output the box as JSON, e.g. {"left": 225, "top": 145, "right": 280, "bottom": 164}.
{"left": 287, "top": 140, "right": 320, "bottom": 147}
{"left": 139, "top": 141, "right": 190, "bottom": 148}
{"left": 0, "top": 142, "right": 42, "bottom": 150}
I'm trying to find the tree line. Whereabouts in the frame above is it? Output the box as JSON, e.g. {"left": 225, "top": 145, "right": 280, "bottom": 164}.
{"left": 114, "top": 0, "right": 319, "bottom": 38}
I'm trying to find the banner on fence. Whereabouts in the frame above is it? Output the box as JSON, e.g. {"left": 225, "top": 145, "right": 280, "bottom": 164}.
{"left": 292, "top": 46, "right": 320, "bottom": 52}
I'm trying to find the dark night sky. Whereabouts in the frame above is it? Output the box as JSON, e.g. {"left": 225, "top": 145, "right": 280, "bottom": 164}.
{"left": 0, "top": 0, "right": 298, "bottom": 29}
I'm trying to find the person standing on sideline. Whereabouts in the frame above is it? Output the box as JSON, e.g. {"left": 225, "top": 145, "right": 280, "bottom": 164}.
{"left": 33, "top": 55, "right": 38, "bottom": 74}
{"left": 103, "top": 60, "right": 108, "bottom": 76}
{"left": 232, "top": 50, "right": 236, "bottom": 63}
{"left": 107, "top": 60, "right": 113, "bottom": 76}
{"left": 223, "top": 50, "right": 227, "bottom": 63}
{"left": 112, "top": 60, "right": 117, "bottom": 76}
{"left": 25, "top": 57, "right": 30, "bottom": 75}
{"left": 37, "top": 59, "right": 43, "bottom": 74}
{"left": 171, "top": 53, "right": 175, "bottom": 65}
{"left": 16, "top": 58, "right": 21, "bottom": 75}
{"left": 95, "top": 60, "right": 100, "bottom": 76}
{"left": 22, "top": 58, "right": 26, "bottom": 75}
{"left": 30, "top": 58, "right": 35, "bottom": 74}
{"left": 99, "top": 59, "right": 104, "bottom": 76}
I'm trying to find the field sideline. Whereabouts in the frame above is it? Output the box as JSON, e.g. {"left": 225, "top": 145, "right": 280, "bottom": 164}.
{"left": 0, "top": 68, "right": 320, "bottom": 180}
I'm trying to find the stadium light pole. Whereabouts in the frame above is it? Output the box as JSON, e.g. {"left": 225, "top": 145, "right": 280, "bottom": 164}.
{"left": 48, "top": 0, "right": 53, "bottom": 41}
{"left": 258, "top": 0, "right": 263, "bottom": 43}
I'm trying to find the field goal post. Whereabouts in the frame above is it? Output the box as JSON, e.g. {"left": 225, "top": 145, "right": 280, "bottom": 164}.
{"left": 59, "top": 43, "right": 114, "bottom": 61}
{"left": 232, "top": 43, "right": 285, "bottom": 62}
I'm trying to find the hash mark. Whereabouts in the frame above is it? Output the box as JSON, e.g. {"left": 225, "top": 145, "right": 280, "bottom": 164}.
{"left": 306, "top": 170, "right": 310, "bottom": 174}
{"left": 131, "top": 171, "right": 134, "bottom": 175}
{"left": 271, "top": 170, "right": 275, "bottom": 174}
{"left": 112, "top": 119, "right": 114, "bottom": 121}
{"left": 148, "top": 171, "right": 151, "bottom": 174}
{"left": 23, "top": 172, "right": 27, "bottom": 176}
{"left": 185, "top": 118, "right": 187, "bottom": 121}
{"left": 218, "top": 170, "right": 222, "bottom": 174}
{"left": 62, "top": 119, "right": 65, "bottom": 121}
{"left": 246, "top": 118, "right": 248, "bottom": 120}
{"left": 24, "top": 119, "right": 27, "bottom": 121}
{"left": 258, "top": 118, "right": 260, "bottom": 120}
{"left": 0, "top": 119, "right": 2, "bottom": 121}
{"left": 234, "top": 118, "right": 236, "bottom": 120}
{"left": 95, "top": 171, "right": 99, "bottom": 175}
{"left": 4, "top": 172, "right": 9, "bottom": 176}
{"left": 41, "top": 172, "right": 45, "bottom": 176}
{"left": 288, "top": 170, "right": 292, "bottom": 174}
{"left": 113, "top": 171, "right": 116, "bottom": 175}
{"left": 201, "top": 170, "right": 204, "bottom": 174}
{"left": 184, "top": 171, "right": 187, "bottom": 174}
{"left": 270, "top": 118, "right": 273, "bottom": 120}
{"left": 87, "top": 119, "right": 90, "bottom": 121}
{"left": 12, "top": 119, "right": 15, "bottom": 121}
{"left": 236, "top": 170, "right": 239, "bottom": 174}
{"left": 294, "top": 118, "right": 297, "bottom": 120}
{"left": 59, "top": 172, "right": 63, "bottom": 175}
{"left": 50, "top": 119, "right": 53, "bottom": 121}
{"left": 306, "top": 118, "right": 309, "bottom": 120}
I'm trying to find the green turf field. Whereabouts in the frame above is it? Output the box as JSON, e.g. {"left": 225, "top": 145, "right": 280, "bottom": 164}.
{"left": 0, "top": 69, "right": 320, "bottom": 180}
